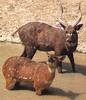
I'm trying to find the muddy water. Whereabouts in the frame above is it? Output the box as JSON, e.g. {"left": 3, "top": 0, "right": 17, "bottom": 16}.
{"left": 0, "top": 43, "right": 86, "bottom": 100}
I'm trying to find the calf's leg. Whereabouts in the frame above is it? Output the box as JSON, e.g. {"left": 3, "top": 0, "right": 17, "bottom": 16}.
{"left": 35, "top": 88, "right": 42, "bottom": 95}
{"left": 34, "top": 84, "right": 42, "bottom": 95}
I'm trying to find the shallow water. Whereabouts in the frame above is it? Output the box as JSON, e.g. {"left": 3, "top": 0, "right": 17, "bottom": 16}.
{"left": 0, "top": 42, "right": 86, "bottom": 100}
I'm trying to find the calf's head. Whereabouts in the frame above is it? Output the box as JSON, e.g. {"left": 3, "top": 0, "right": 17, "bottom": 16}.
{"left": 48, "top": 54, "right": 58, "bottom": 63}
{"left": 46, "top": 52, "right": 58, "bottom": 64}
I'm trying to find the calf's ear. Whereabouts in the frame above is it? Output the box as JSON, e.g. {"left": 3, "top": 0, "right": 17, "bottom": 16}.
{"left": 74, "top": 24, "right": 83, "bottom": 30}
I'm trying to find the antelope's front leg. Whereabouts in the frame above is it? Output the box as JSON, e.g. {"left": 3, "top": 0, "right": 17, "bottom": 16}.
{"left": 67, "top": 53, "right": 75, "bottom": 72}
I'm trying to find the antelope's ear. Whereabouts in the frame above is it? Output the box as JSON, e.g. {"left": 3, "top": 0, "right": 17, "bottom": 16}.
{"left": 59, "top": 23, "right": 66, "bottom": 29}
{"left": 74, "top": 24, "right": 83, "bottom": 30}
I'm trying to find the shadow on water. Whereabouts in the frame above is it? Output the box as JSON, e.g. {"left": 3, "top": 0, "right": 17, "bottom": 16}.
{"left": 62, "top": 62, "right": 86, "bottom": 75}
{"left": 12, "top": 84, "right": 84, "bottom": 100}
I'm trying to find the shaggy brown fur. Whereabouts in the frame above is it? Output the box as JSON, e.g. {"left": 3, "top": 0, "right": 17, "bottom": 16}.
{"left": 2, "top": 55, "right": 58, "bottom": 95}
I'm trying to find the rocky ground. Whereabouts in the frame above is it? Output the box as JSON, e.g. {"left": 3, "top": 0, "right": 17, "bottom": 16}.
{"left": 0, "top": 0, "right": 86, "bottom": 53}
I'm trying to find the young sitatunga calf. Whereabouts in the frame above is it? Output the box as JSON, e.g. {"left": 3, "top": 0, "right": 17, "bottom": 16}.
{"left": 2, "top": 55, "right": 58, "bottom": 95}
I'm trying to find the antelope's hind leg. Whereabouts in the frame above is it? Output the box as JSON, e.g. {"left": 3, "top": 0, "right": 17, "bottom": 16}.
{"left": 21, "top": 47, "right": 27, "bottom": 57}
{"left": 25, "top": 46, "right": 37, "bottom": 59}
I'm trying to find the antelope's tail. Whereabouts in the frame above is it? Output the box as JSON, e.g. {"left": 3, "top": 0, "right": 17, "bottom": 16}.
{"left": 12, "top": 30, "right": 18, "bottom": 37}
